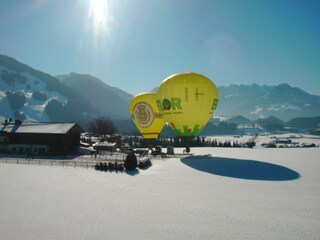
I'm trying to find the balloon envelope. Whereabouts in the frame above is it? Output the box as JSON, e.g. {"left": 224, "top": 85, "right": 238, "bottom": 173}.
{"left": 156, "top": 72, "right": 219, "bottom": 137}
{"left": 129, "top": 92, "right": 165, "bottom": 139}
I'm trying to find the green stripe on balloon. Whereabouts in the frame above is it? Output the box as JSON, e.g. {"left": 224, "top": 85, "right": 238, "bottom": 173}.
{"left": 170, "top": 123, "right": 203, "bottom": 137}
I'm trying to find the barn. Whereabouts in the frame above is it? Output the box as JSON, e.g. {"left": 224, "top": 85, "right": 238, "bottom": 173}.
{"left": 0, "top": 121, "right": 83, "bottom": 155}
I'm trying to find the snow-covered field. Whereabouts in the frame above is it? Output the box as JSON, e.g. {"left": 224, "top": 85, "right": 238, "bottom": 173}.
{"left": 205, "top": 133, "right": 320, "bottom": 148}
{"left": 1, "top": 145, "right": 320, "bottom": 240}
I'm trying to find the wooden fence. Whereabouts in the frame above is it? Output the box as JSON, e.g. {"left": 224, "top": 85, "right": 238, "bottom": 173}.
{"left": 0, "top": 153, "right": 127, "bottom": 169}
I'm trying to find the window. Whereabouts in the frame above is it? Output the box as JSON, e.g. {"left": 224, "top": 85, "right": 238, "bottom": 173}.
{"left": 0, "top": 136, "right": 9, "bottom": 143}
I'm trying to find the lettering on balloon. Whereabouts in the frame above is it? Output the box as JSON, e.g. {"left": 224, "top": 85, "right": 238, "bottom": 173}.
{"left": 157, "top": 98, "right": 182, "bottom": 111}
{"left": 211, "top": 98, "right": 219, "bottom": 111}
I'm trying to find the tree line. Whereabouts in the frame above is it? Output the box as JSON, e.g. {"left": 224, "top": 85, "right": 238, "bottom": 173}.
{"left": 87, "top": 116, "right": 256, "bottom": 148}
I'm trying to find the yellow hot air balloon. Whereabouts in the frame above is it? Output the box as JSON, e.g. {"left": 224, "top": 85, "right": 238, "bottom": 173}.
{"left": 129, "top": 92, "right": 165, "bottom": 139}
{"left": 156, "top": 72, "right": 219, "bottom": 137}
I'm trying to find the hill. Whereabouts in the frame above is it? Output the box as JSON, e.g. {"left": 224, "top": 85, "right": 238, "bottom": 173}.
{"left": 56, "top": 73, "right": 132, "bottom": 120}
{"left": 227, "top": 115, "right": 252, "bottom": 125}
{"left": 285, "top": 116, "right": 320, "bottom": 128}
{"left": 0, "top": 55, "right": 100, "bottom": 127}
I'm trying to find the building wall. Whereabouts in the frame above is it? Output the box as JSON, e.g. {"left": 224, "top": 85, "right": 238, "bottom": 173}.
{"left": 0, "top": 123, "right": 83, "bottom": 155}
{"left": 6, "top": 144, "right": 49, "bottom": 154}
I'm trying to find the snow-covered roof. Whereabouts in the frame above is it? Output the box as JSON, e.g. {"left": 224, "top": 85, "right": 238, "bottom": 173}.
{"left": 1, "top": 122, "right": 81, "bottom": 134}
{"left": 93, "top": 142, "right": 117, "bottom": 147}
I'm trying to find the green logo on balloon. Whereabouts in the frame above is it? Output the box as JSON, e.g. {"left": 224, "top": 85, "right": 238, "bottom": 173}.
{"left": 157, "top": 98, "right": 182, "bottom": 111}
{"left": 162, "top": 99, "right": 171, "bottom": 110}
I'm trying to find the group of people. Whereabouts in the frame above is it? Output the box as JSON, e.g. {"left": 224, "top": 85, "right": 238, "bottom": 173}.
{"left": 94, "top": 161, "right": 124, "bottom": 172}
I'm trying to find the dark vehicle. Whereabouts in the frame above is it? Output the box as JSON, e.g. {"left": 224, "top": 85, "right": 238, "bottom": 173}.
{"left": 152, "top": 145, "right": 162, "bottom": 156}
{"left": 167, "top": 146, "right": 174, "bottom": 155}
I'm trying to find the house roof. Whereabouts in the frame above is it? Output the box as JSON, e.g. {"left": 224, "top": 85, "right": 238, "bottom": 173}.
{"left": 1, "top": 122, "right": 82, "bottom": 134}
{"left": 93, "top": 142, "right": 117, "bottom": 147}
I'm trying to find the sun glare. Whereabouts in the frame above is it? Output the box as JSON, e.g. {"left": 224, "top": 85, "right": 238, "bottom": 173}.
{"left": 88, "top": 0, "right": 111, "bottom": 34}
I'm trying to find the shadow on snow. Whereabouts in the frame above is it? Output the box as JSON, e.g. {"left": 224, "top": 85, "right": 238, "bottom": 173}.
{"left": 181, "top": 155, "right": 300, "bottom": 181}
{"left": 125, "top": 169, "right": 140, "bottom": 176}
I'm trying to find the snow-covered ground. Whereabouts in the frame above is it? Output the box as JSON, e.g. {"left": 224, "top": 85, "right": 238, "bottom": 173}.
{"left": 1, "top": 145, "right": 320, "bottom": 240}
{"left": 206, "top": 133, "right": 320, "bottom": 148}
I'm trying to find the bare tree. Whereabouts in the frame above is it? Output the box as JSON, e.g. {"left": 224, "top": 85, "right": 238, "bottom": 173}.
{"left": 88, "top": 116, "right": 117, "bottom": 141}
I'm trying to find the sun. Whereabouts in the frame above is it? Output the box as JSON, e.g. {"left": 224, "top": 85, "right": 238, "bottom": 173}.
{"left": 88, "top": 0, "right": 111, "bottom": 34}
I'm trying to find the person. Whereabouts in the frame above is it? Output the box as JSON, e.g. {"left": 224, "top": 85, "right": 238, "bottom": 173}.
{"left": 186, "top": 146, "right": 190, "bottom": 153}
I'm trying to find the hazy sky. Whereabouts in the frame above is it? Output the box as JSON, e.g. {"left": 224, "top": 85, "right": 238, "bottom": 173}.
{"left": 1, "top": 0, "right": 319, "bottom": 95}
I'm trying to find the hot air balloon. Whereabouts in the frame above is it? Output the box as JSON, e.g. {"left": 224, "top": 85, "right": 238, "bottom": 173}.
{"left": 156, "top": 72, "right": 219, "bottom": 138}
{"left": 129, "top": 92, "right": 165, "bottom": 139}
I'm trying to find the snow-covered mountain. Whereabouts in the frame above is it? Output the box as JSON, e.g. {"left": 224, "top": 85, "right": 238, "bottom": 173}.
{"left": 216, "top": 83, "right": 320, "bottom": 121}
{"left": 0, "top": 55, "right": 101, "bottom": 126}
{"left": 1, "top": 54, "right": 319, "bottom": 127}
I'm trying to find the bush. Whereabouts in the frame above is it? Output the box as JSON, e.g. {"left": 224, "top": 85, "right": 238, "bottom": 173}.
{"left": 32, "top": 91, "right": 47, "bottom": 101}
{"left": 6, "top": 91, "right": 26, "bottom": 109}
{"left": 124, "top": 154, "right": 138, "bottom": 171}
{"left": 246, "top": 141, "right": 256, "bottom": 148}
{"left": 45, "top": 98, "right": 65, "bottom": 121}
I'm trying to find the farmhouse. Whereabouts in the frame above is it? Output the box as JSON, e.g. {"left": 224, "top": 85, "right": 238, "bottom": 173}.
{"left": 0, "top": 121, "right": 83, "bottom": 155}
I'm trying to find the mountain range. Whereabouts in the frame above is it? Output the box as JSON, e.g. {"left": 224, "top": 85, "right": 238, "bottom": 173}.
{"left": 1, "top": 54, "right": 320, "bottom": 131}
{"left": 215, "top": 84, "right": 320, "bottom": 121}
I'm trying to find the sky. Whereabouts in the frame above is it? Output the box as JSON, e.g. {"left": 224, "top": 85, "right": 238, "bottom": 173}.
{"left": 0, "top": 0, "right": 320, "bottom": 96}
